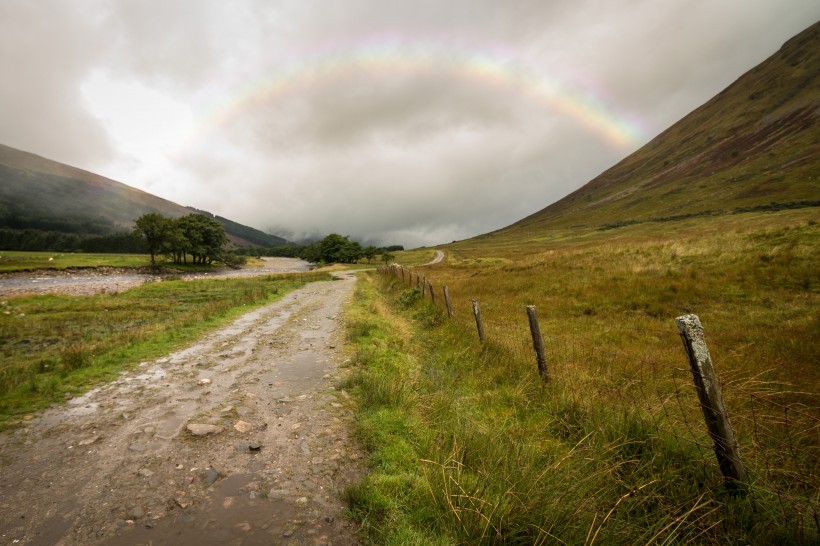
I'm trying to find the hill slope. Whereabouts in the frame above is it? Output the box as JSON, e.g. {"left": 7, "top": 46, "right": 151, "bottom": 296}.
{"left": 495, "top": 21, "right": 819, "bottom": 236}
{"left": 0, "top": 144, "right": 288, "bottom": 248}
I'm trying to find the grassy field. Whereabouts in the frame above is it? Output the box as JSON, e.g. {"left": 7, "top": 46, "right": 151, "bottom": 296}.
{"left": 344, "top": 208, "right": 818, "bottom": 544}
{"left": 0, "top": 271, "right": 330, "bottom": 428}
{"left": 0, "top": 250, "right": 154, "bottom": 272}
{"left": 0, "top": 250, "right": 253, "bottom": 273}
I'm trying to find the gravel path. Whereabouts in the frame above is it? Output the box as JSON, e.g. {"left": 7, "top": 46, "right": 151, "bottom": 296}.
{"left": 425, "top": 250, "right": 445, "bottom": 265}
{"left": 0, "top": 272, "right": 363, "bottom": 545}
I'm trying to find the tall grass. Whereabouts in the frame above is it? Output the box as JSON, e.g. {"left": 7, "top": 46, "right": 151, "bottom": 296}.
{"left": 0, "top": 272, "right": 329, "bottom": 426}
{"left": 345, "top": 210, "right": 818, "bottom": 544}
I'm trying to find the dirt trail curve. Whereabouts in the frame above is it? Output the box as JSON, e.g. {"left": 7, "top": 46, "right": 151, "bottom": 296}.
{"left": 0, "top": 272, "right": 363, "bottom": 545}
{"left": 425, "top": 250, "right": 445, "bottom": 266}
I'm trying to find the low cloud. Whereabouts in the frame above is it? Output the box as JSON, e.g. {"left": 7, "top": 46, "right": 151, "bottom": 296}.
{"left": 1, "top": 0, "right": 817, "bottom": 247}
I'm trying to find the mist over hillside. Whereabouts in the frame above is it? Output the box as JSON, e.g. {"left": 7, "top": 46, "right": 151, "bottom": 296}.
{"left": 0, "top": 144, "right": 289, "bottom": 250}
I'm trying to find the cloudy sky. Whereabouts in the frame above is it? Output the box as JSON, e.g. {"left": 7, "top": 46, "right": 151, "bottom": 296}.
{"left": 1, "top": 1, "right": 817, "bottom": 247}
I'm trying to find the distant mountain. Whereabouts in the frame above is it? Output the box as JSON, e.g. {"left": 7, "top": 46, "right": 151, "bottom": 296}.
{"left": 493, "top": 21, "right": 819, "bottom": 236}
{"left": 0, "top": 144, "right": 289, "bottom": 248}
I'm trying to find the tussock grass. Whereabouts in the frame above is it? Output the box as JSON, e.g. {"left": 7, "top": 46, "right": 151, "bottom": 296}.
{"left": 0, "top": 272, "right": 329, "bottom": 426}
{"left": 347, "top": 210, "right": 818, "bottom": 544}
{"left": 0, "top": 250, "right": 153, "bottom": 272}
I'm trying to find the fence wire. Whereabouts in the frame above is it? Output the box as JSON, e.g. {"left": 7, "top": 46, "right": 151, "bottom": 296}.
{"left": 378, "top": 266, "right": 819, "bottom": 535}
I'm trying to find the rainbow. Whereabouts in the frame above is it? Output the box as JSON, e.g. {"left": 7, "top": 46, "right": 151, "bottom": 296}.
{"left": 186, "top": 37, "right": 649, "bottom": 150}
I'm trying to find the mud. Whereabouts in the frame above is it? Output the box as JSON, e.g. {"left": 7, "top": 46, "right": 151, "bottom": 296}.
{"left": 0, "top": 257, "right": 313, "bottom": 297}
{"left": 0, "top": 272, "right": 364, "bottom": 545}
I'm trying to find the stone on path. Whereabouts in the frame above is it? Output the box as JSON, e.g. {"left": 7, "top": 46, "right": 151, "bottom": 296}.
{"left": 186, "top": 423, "right": 223, "bottom": 436}
{"left": 233, "top": 420, "right": 253, "bottom": 433}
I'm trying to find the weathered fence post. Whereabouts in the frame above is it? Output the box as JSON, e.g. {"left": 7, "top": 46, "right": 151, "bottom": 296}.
{"left": 472, "top": 299, "right": 485, "bottom": 342}
{"left": 444, "top": 286, "right": 454, "bottom": 318}
{"left": 421, "top": 276, "right": 426, "bottom": 297}
{"left": 429, "top": 280, "right": 436, "bottom": 305}
{"left": 415, "top": 273, "right": 420, "bottom": 288}
{"left": 526, "top": 305, "right": 549, "bottom": 381}
{"left": 401, "top": 266, "right": 405, "bottom": 283}
{"left": 676, "top": 314, "right": 748, "bottom": 489}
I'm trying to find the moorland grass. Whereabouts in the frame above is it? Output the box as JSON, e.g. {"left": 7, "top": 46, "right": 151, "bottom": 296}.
{"left": 0, "top": 271, "right": 330, "bottom": 427}
{"left": 345, "top": 209, "right": 818, "bottom": 544}
{"left": 0, "top": 250, "right": 153, "bottom": 272}
{"left": 0, "top": 250, "right": 244, "bottom": 273}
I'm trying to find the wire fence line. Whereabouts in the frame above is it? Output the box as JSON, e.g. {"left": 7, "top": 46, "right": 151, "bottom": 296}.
{"left": 378, "top": 264, "right": 819, "bottom": 537}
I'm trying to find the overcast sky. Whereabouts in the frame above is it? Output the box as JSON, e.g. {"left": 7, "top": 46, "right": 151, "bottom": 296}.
{"left": 1, "top": 1, "right": 817, "bottom": 247}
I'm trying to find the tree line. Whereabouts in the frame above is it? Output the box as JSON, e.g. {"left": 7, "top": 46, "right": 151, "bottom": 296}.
{"left": 232, "top": 233, "right": 401, "bottom": 265}
{"left": 0, "top": 228, "right": 147, "bottom": 254}
{"left": 133, "top": 212, "right": 231, "bottom": 267}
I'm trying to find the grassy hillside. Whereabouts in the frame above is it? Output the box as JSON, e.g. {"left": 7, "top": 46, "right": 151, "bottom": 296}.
{"left": 0, "top": 144, "right": 288, "bottom": 248}
{"left": 343, "top": 22, "right": 820, "bottom": 545}
{"left": 490, "top": 21, "right": 819, "bottom": 237}
{"left": 186, "top": 207, "right": 288, "bottom": 248}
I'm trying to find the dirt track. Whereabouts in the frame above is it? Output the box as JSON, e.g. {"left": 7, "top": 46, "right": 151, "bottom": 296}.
{"left": 0, "top": 271, "right": 363, "bottom": 545}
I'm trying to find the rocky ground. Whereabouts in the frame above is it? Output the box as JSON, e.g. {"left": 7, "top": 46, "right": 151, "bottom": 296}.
{"left": 0, "top": 271, "right": 364, "bottom": 545}
{"left": 0, "top": 257, "right": 314, "bottom": 297}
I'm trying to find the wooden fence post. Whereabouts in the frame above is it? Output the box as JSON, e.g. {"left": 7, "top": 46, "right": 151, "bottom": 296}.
{"left": 421, "top": 276, "right": 426, "bottom": 297}
{"left": 401, "top": 266, "right": 405, "bottom": 283}
{"left": 429, "top": 280, "right": 436, "bottom": 305}
{"left": 526, "top": 305, "right": 549, "bottom": 381}
{"left": 676, "top": 314, "right": 748, "bottom": 489}
{"left": 444, "top": 286, "right": 454, "bottom": 318}
{"left": 416, "top": 273, "right": 420, "bottom": 288}
{"left": 472, "top": 299, "right": 485, "bottom": 342}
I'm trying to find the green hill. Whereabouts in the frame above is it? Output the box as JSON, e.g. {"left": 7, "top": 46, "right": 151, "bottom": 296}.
{"left": 490, "top": 20, "right": 819, "bottom": 237}
{"left": 0, "top": 144, "right": 288, "bottom": 249}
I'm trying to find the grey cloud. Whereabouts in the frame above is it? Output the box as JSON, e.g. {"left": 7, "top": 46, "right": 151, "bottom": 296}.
{"left": 1, "top": 0, "right": 818, "bottom": 248}
{"left": 0, "top": 0, "right": 114, "bottom": 166}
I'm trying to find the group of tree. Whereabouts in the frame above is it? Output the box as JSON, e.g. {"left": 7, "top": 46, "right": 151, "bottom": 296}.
{"left": 299, "top": 234, "right": 375, "bottom": 264}
{"left": 232, "top": 234, "right": 403, "bottom": 265}
{"left": 304, "top": 235, "right": 402, "bottom": 264}
{"left": 133, "top": 212, "right": 230, "bottom": 267}
{"left": 0, "top": 228, "right": 147, "bottom": 253}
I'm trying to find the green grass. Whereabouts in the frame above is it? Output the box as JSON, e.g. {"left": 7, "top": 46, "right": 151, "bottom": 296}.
{"left": 0, "top": 271, "right": 330, "bottom": 427}
{"left": 0, "top": 250, "right": 238, "bottom": 273}
{"left": 0, "top": 250, "right": 156, "bottom": 272}
{"left": 345, "top": 209, "right": 819, "bottom": 544}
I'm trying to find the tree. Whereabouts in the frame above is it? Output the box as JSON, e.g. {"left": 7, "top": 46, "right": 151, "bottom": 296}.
{"left": 314, "top": 234, "right": 365, "bottom": 264}
{"left": 363, "top": 245, "right": 380, "bottom": 262}
{"left": 133, "top": 213, "right": 170, "bottom": 268}
{"left": 318, "top": 233, "right": 350, "bottom": 263}
{"left": 174, "top": 214, "right": 228, "bottom": 264}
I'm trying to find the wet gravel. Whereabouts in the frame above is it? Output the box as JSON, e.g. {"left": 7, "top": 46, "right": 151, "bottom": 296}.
{"left": 0, "top": 271, "right": 364, "bottom": 545}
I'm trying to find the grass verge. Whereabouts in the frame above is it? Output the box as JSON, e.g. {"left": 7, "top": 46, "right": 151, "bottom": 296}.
{"left": 344, "top": 265, "right": 818, "bottom": 544}
{"left": 0, "top": 271, "right": 330, "bottom": 427}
